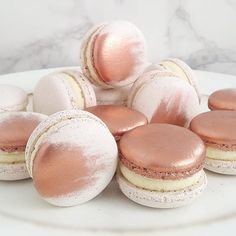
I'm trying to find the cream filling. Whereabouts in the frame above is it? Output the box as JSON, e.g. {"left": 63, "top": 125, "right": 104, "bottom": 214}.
{"left": 206, "top": 147, "right": 236, "bottom": 161}
{"left": 0, "top": 152, "right": 25, "bottom": 164}
{"left": 161, "top": 61, "right": 189, "bottom": 83}
{"left": 120, "top": 163, "right": 202, "bottom": 191}
{"left": 63, "top": 74, "right": 85, "bottom": 109}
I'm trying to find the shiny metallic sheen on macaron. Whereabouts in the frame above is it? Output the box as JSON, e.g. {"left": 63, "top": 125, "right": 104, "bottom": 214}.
{"left": 190, "top": 111, "right": 236, "bottom": 150}
{"left": 0, "top": 112, "right": 46, "bottom": 152}
{"left": 81, "top": 21, "right": 148, "bottom": 88}
{"left": 85, "top": 105, "right": 148, "bottom": 140}
{"left": 208, "top": 88, "right": 236, "bottom": 111}
{"left": 119, "top": 124, "right": 205, "bottom": 180}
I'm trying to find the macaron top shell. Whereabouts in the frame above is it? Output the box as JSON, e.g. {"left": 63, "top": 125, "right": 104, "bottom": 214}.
{"left": 119, "top": 124, "right": 205, "bottom": 180}
{"left": 208, "top": 88, "right": 236, "bottom": 111}
{"left": 160, "top": 58, "right": 201, "bottom": 101}
{"left": 190, "top": 111, "right": 236, "bottom": 148}
{"left": 128, "top": 71, "right": 200, "bottom": 127}
{"left": 0, "top": 112, "right": 47, "bottom": 152}
{"left": 33, "top": 70, "right": 96, "bottom": 115}
{"left": 25, "top": 110, "right": 118, "bottom": 202}
{"left": 0, "top": 85, "right": 28, "bottom": 112}
{"left": 81, "top": 21, "right": 148, "bottom": 88}
{"left": 85, "top": 105, "right": 147, "bottom": 139}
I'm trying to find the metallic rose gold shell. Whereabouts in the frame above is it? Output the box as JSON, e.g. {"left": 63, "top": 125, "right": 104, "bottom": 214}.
{"left": 85, "top": 105, "right": 147, "bottom": 139}
{"left": 190, "top": 110, "right": 236, "bottom": 150}
{"left": 208, "top": 88, "right": 236, "bottom": 111}
{"left": 119, "top": 124, "right": 205, "bottom": 180}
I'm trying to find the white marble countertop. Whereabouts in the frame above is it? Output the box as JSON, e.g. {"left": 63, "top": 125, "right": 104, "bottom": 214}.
{"left": 0, "top": 68, "right": 236, "bottom": 236}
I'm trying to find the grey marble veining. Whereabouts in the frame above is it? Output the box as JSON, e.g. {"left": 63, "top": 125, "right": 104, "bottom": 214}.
{"left": 0, "top": 0, "right": 236, "bottom": 75}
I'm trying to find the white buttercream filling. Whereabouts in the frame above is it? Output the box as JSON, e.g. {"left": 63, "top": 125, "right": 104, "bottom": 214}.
{"left": 0, "top": 152, "right": 25, "bottom": 163}
{"left": 120, "top": 163, "right": 202, "bottom": 191}
{"left": 206, "top": 147, "right": 236, "bottom": 161}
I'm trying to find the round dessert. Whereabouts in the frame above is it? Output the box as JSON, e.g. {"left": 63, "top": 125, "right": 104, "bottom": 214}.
{"left": 85, "top": 105, "right": 147, "bottom": 140}
{"left": 25, "top": 110, "right": 118, "bottom": 207}
{"left": 190, "top": 111, "right": 236, "bottom": 175}
{"left": 0, "top": 112, "right": 47, "bottom": 180}
{"left": 0, "top": 84, "right": 28, "bottom": 112}
{"left": 160, "top": 58, "right": 201, "bottom": 101}
{"left": 80, "top": 21, "right": 148, "bottom": 88}
{"left": 208, "top": 88, "right": 236, "bottom": 111}
{"left": 93, "top": 84, "right": 132, "bottom": 105}
{"left": 33, "top": 69, "right": 96, "bottom": 115}
{"left": 127, "top": 70, "right": 200, "bottom": 127}
{"left": 117, "top": 124, "right": 207, "bottom": 208}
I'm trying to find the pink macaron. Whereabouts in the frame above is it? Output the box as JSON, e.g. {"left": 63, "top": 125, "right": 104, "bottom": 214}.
{"left": 0, "top": 85, "right": 28, "bottom": 112}
{"left": 85, "top": 105, "right": 147, "bottom": 140}
{"left": 80, "top": 21, "right": 148, "bottom": 88}
{"left": 208, "top": 88, "right": 236, "bottom": 111}
{"left": 159, "top": 58, "right": 201, "bottom": 101}
{"left": 25, "top": 110, "right": 118, "bottom": 206}
{"left": 0, "top": 112, "right": 47, "bottom": 180}
{"left": 93, "top": 84, "right": 132, "bottom": 105}
{"left": 33, "top": 70, "right": 96, "bottom": 115}
{"left": 127, "top": 70, "right": 200, "bottom": 127}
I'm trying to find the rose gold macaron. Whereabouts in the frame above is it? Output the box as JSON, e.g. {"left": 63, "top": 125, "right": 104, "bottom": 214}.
{"left": 25, "top": 110, "right": 118, "bottom": 206}
{"left": 117, "top": 124, "right": 207, "bottom": 208}
{"left": 190, "top": 111, "right": 236, "bottom": 175}
{"left": 127, "top": 70, "right": 200, "bottom": 127}
{"left": 80, "top": 21, "right": 148, "bottom": 88}
{"left": 0, "top": 112, "right": 47, "bottom": 180}
{"left": 85, "top": 105, "right": 147, "bottom": 140}
{"left": 208, "top": 88, "right": 236, "bottom": 111}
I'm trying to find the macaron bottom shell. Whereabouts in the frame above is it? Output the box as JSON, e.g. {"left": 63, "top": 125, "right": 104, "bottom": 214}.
{"left": 0, "top": 162, "right": 29, "bottom": 181}
{"left": 116, "top": 169, "right": 207, "bottom": 208}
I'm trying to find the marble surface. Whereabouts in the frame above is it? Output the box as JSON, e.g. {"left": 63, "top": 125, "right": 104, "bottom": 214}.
{"left": 0, "top": 0, "right": 236, "bottom": 75}
{"left": 0, "top": 67, "right": 236, "bottom": 236}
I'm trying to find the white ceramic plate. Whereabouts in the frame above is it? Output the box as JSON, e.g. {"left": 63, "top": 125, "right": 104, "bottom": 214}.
{"left": 0, "top": 68, "right": 236, "bottom": 236}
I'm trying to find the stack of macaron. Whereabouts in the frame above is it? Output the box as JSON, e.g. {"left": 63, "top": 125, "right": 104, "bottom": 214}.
{"left": 1, "top": 20, "right": 235, "bottom": 209}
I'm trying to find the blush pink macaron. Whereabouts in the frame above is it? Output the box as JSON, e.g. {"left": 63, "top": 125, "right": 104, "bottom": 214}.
{"left": 33, "top": 70, "right": 96, "bottom": 115}
{"left": 25, "top": 110, "right": 118, "bottom": 206}
{"left": 208, "top": 88, "right": 236, "bottom": 111}
{"left": 80, "top": 21, "right": 148, "bottom": 88}
{"left": 0, "top": 112, "right": 47, "bottom": 180}
{"left": 85, "top": 105, "right": 147, "bottom": 140}
{"left": 0, "top": 84, "right": 28, "bottom": 112}
{"left": 127, "top": 70, "right": 200, "bottom": 127}
{"left": 190, "top": 111, "right": 236, "bottom": 175}
{"left": 117, "top": 124, "right": 207, "bottom": 208}
{"left": 160, "top": 58, "right": 201, "bottom": 101}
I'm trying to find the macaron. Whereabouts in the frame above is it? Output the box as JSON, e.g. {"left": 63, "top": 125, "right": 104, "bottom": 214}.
{"left": 127, "top": 70, "right": 200, "bottom": 127}
{"left": 80, "top": 21, "right": 148, "bottom": 88}
{"left": 85, "top": 105, "right": 147, "bottom": 140}
{"left": 93, "top": 84, "right": 132, "bottom": 105}
{"left": 33, "top": 70, "right": 96, "bottom": 115}
{"left": 25, "top": 110, "right": 118, "bottom": 206}
{"left": 117, "top": 124, "right": 207, "bottom": 208}
{"left": 190, "top": 111, "right": 236, "bottom": 175}
{"left": 208, "top": 88, "right": 236, "bottom": 111}
{"left": 160, "top": 58, "right": 201, "bottom": 101}
{"left": 0, "top": 112, "right": 46, "bottom": 180}
{"left": 0, "top": 85, "right": 28, "bottom": 112}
